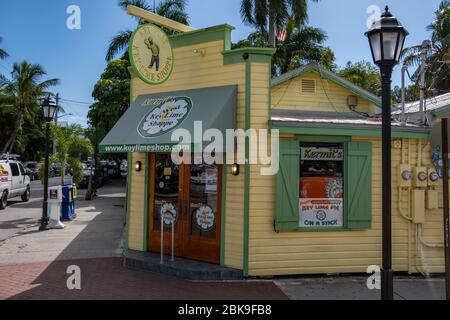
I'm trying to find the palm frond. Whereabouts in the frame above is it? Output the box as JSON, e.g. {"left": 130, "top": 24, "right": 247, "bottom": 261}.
{"left": 0, "top": 37, "right": 8, "bottom": 60}
{"left": 118, "top": 0, "right": 152, "bottom": 11}
{"left": 106, "top": 30, "right": 133, "bottom": 62}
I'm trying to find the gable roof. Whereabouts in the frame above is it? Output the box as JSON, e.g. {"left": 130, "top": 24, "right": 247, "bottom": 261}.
{"left": 271, "top": 62, "right": 382, "bottom": 108}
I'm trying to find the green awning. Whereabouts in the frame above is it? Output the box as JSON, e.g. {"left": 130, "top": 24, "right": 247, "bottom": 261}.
{"left": 99, "top": 85, "right": 237, "bottom": 153}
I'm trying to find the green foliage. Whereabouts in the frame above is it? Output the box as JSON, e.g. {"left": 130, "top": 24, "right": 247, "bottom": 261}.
{"left": 240, "top": 0, "right": 319, "bottom": 45}
{"left": 233, "top": 25, "right": 335, "bottom": 76}
{"left": 0, "top": 61, "right": 59, "bottom": 155}
{"left": 88, "top": 59, "right": 131, "bottom": 135}
{"left": 401, "top": 0, "right": 449, "bottom": 93}
{"left": 107, "top": 0, "right": 190, "bottom": 61}
{"left": 392, "top": 85, "right": 421, "bottom": 104}
{"left": 337, "top": 61, "right": 381, "bottom": 97}
{"left": 68, "top": 158, "right": 83, "bottom": 186}
{"left": 48, "top": 124, "right": 93, "bottom": 186}
{"left": 0, "top": 37, "right": 8, "bottom": 60}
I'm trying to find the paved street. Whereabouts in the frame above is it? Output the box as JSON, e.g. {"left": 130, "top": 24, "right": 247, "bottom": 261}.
{"left": 0, "top": 177, "right": 446, "bottom": 300}
{"left": 0, "top": 178, "right": 287, "bottom": 300}
{"left": 0, "top": 176, "right": 73, "bottom": 242}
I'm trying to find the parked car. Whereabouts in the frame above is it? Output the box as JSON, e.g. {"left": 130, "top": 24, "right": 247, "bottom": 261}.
{"left": 23, "top": 162, "right": 40, "bottom": 181}
{"left": 79, "top": 163, "right": 92, "bottom": 189}
{"left": 120, "top": 160, "right": 127, "bottom": 178}
{"left": 0, "top": 157, "right": 31, "bottom": 210}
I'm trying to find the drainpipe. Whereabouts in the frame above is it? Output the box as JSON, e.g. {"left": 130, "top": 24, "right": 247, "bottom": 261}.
{"left": 419, "top": 41, "right": 431, "bottom": 124}
{"left": 401, "top": 64, "right": 407, "bottom": 126}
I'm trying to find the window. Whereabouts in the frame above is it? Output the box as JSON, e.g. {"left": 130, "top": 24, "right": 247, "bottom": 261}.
{"left": 275, "top": 138, "right": 373, "bottom": 232}
{"left": 19, "top": 163, "right": 25, "bottom": 176}
{"left": 10, "top": 163, "right": 19, "bottom": 177}
{"left": 299, "top": 143, "right": 344, "bottom": 229}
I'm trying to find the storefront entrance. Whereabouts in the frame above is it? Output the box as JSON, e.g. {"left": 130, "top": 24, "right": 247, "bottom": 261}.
{"left": 147, "top": 153, "right": 222, "bottom": 264}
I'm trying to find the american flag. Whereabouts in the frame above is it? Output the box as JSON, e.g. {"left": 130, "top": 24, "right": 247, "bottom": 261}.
{"left": 277, "top": 28, "right": 287, "bottom": 42}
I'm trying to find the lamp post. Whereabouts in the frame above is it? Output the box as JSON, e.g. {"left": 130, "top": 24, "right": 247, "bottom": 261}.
{"left": 365, "top": 6, "right": 408, "bottom": 300}
{"left": 39, "top": 96, "right": 58, "bottom": 231}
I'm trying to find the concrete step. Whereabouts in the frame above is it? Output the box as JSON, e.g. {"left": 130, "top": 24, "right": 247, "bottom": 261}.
{"left": 123, "top": 250, "right": 243, "bottom": 281}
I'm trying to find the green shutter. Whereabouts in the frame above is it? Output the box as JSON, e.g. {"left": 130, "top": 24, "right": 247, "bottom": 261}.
{"left": 275, "top": 139, "right": 300, "bottom": 231}
{"left": 346, "top": 141, "right": 372, "bottom": 229}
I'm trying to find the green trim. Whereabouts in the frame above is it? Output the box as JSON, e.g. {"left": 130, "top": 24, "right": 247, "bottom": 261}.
{"left": 128, "top": 66, "right": 137, "bottom": 78}
{"left": 434, "top": 105, "right": 450, "bottom": 117}
{"left": 223, "top": 47, "right": 276, "bottom": 65}
{"left": 220, "top": 160, "right": 227, "bottom": 267}
{"left": 143, "top": 153, "right": 150, "bottom": 251}
{"left": 125, "top": 153, "right": 132, "bottom": 251}
{"left": 296, "top": 136, "right": 351, "bottom": 143}
{"left": 99, "top": 143, "right": 195, "bottom": 154}
{"left": 128, "top": 24, "right": 174, "bottom": 86}
{"left": 271, "top": 62, "right": 382, "bottom": 108}
{"left": 243, "top": 59, "right": 251, "bottom": 277}
{"left": 169, "top": 24, "right": 234, "bottom": 49}
{"left": 272, "top": 124, "right": 430, "bottom": 139}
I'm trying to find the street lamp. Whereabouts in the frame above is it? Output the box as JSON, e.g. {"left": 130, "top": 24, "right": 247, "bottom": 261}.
{"left": 40, "top": 96, "right": 58, "bottom": 231}
{"left": 365, "top": 6, "right": 409, "bottom": 300}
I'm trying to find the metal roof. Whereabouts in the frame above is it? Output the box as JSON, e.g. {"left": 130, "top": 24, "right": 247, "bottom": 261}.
{"left": 392, "top": 92, "right": 450, "bottom": 115}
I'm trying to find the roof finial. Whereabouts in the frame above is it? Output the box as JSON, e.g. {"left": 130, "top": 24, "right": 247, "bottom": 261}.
{"left": 382, "top": 5, "right": 392, "bottom": 17}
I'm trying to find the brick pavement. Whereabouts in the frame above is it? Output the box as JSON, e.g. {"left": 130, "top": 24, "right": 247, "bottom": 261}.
{"left": 0, "top": 258, "right": 288, "bottom": 300}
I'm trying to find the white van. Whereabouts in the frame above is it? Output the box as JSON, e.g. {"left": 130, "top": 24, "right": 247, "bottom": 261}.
{"left": 0, "top": 156, "right": 31, "bottom": 210}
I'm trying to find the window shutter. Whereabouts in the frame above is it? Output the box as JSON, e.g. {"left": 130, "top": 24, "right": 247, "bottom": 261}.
{"left": 275, "top": 139, "right": 300, "bottom": 231}
{"left": 347, "top": 141, "right": 372, "bottom": 229}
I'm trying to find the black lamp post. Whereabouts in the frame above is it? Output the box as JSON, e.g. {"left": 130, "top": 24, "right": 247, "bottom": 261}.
{"left": 365, "top": 6, "right": 409, "bottom": 300}
{"left": 39, "top": 96, "right": 58, "bottom": 231}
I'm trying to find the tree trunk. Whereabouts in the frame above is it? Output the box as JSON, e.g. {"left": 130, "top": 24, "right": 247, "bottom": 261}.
{"left": 61, "top": 162, "right": 66, "bottom": 185}
{"left": 85, "top": 155, "right": 95, "bottom": 201}
{"left": 2, "top": 107, "right": 23, "bottom": 154}
{"left": 268, "top": 13, "right": 276, "bottom": 47}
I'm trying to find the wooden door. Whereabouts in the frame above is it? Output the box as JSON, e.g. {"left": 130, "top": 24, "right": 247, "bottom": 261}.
{"left": 148, "top": 153, "right": 222, "bottom": 264}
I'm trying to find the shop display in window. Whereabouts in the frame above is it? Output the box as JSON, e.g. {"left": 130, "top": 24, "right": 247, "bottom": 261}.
{"left": 299, "top": 144, "right": 344, "bottom": 228}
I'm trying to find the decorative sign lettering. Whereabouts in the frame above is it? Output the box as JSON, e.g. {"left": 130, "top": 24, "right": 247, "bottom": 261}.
{"left": 299, "top": 198, "right": 344, "bottom": 228}
{"left": 301, "top": 147, "right": 344, "bottom": 161}
{"left": 160, "top": 202, "right": 177, "bottom": 226}
{"left": 195, "top": 205, "right": 215, "bottom": 231}
{"left": 129, "top": 24, "right": 174, "bottom": 85}
{"left": 138, "top": 97, "right": 193, "bottom": 138}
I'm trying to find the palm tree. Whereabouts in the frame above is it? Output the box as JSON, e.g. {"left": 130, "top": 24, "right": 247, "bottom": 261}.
{"left": 240, "top": 0, "right": 319, "bottom": 47}
{"left": 106, "top": 0, "right": 190, "bottom": 61}
{"left": 0, "top": 39, "right": 8, "bottom": 61}
{"left": 50, "top": 124, "right": 93, "bottom": 186}
{"left": 233, "top": 17, "right": 333, "bottom": 76}
{"left": 0, "top": 61, "right": 60, "bottom": 154}
{"left": 0, "top": 37, "right": 8, "bottom": 60}
{"left": 401, "top": 0, "right": 449, "bottom": 93}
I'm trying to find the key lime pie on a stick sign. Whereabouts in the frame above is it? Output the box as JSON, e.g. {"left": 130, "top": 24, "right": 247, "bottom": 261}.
{"left": 129, "top": 24, "right": 174, "bottom": 85}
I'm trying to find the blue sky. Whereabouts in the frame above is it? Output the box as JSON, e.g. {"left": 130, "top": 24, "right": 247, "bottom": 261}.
{"left": 0, "top": 0, "right": 442, "bottom": 126}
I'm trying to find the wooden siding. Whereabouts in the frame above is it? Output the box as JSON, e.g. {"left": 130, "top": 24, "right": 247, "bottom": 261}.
{"left": 129, "top": 39, "right": 245, "bottom": 269}
{"left": 247, "top": 136, "right": 446, "bottom": 276}
{"left": 272, "top": 71, "right": 377, "bottom": 113}
{"left": 128, "top": 152, "right": 147, "bottom": 251}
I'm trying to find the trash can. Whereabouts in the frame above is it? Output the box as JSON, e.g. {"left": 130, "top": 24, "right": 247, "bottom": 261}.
{"left": 61, "top": 184, "right": 77, "bottom": 221}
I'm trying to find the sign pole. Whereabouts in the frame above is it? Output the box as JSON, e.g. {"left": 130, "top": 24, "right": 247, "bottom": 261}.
{"left": 160, "top": 216, "right": 164, "bottom": 265}
{"left": 171, "top": 221, "right": 175, "bottom": 262}
{"left": 441, "top": 118, "right": 450, "bottom": 300}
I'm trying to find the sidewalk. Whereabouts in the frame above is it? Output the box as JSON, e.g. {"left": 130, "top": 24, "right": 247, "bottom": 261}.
{"left": 0, "top": 180, "right": 445, "bottom": 300}
{"left": 0, "top": 180, "right": 126, "bottom": 264}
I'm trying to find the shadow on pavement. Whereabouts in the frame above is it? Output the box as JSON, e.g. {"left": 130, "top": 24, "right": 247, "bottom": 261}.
{"left": 6, "top": 178, "right": 288, "bottom": 300}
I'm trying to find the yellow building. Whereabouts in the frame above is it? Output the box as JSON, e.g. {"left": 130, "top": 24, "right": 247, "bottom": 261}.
{"left": 100, "top": 9, "right": 447, "bottom": 279}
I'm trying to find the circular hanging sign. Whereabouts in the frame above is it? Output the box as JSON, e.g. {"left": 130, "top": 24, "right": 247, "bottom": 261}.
{"left": 129, "top": 24, "right": 174, "bottom": 85}
{"left": 195, "top": 205, "right": 215, "bottom": 231}
{"left": 160, "top": 202, "right": 177, "bottom": 226}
